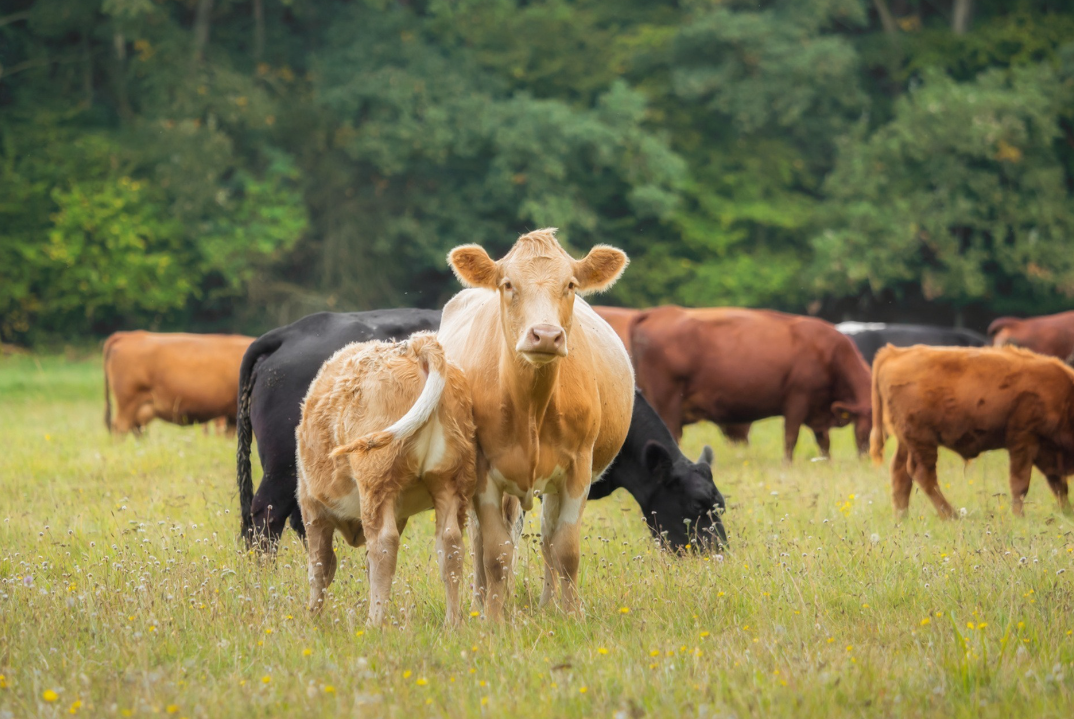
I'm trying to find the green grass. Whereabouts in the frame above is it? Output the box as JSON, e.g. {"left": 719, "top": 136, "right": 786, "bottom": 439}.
{"left": 1, "top": 354, "right": 1073, "bottom": 718}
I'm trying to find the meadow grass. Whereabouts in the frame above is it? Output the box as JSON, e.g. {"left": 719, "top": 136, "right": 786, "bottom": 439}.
{"left": 1, "top": 354, "right": 1073, "bottom": 718}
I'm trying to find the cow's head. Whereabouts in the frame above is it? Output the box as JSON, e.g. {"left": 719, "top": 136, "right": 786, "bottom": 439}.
{"left": 449, "top": 229, "right": 627, "bottom": 367}
{"left": 641, "top": 442, "right": 727, "bottom": 553}
{"left": 832, "top": 401, "right": 872, "bottom": 456}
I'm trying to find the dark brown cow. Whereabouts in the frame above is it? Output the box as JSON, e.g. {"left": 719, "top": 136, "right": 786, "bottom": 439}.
{"left": 103, "top": 331, "right": 254, "bottom": 435}
{"left": 592, "top": 305, "right": 753, "bottom": 447}
{"left": 870, "top": 345, "right": 1074, "bottom": 518}
{"left": 988, "top": 310, "right": 1074, "bottom": 362}
{"left": 631, "top": 306, "right": 871, "bottom": 461}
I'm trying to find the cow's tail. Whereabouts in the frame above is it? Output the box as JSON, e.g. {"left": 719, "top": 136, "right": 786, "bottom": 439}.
{"left": 869, "top": 346, "right": 890, "bottom": 466}
{"left": 102, "top": 334, "right": 121, "bottom": 432}
{"left": 331, "top": 333, "right": 447, "bottom": 457}
{"left": 237, "top": 331, "right": 285, "bottom": 542}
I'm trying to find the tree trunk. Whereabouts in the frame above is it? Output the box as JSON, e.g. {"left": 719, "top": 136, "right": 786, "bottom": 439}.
{"left": 872, "top": 0, "right": 898, "bottom": 35}
{"left": 253, "top": 0, "right": 265, "bottom": 64}
{"left": 114, "top": 32, "right": 131, "bottom": 118}
{"left": 952, "top": 0, "right": 972, "bottom": 35}
{"left": 192, "top": 0, "right": 215, "bottom": 67}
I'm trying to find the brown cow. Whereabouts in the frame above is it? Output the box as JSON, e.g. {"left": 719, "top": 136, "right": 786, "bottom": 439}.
{"left": 988, "top": 310, "right": 1074, "bottom": 362}
{"left": 296, "top": 333, "right": 475, "bottom": 625}
{"left": 631, "top": 307, "right": 871, "bottom": 461}
{"left": 593, "top": 305, "right": 753, "bottom": 446}
{"left": 103, "top": 331, "right": 254, "bottom": 435}
{"left": 870, "top": 345, "right": 1074, "bottom": 518}
{"left": 438, "top": 229, "right": 634, "bottom": 620}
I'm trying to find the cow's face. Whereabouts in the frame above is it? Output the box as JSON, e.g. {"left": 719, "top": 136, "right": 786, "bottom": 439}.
{"left": 832, "top": 401, "right": 872, "bottom": 456}
{"left": 642, "top": 442, "right": 727, "bottom": 553}
{"left": 449, "top": 229, "right": 628, "bottom": 367}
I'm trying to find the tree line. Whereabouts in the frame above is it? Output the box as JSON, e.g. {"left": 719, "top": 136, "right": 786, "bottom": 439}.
{"left": 1, "top": 0, "right": 1072, "bottom": 344}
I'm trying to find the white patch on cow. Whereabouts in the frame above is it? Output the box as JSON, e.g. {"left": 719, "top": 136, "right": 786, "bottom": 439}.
{"left": 415, "top": 415, "right": 449, "bottom": 474}
{"left": 331, "top": 486, "right": 363, "bottom": 521}
{"left": 557, "top": 485, "right": 589, "bottom": 526}
{"left": 836, "top": 321, "right": 886, "bottom": 334}
{"left": 477, "top": 479, "right": 501, "bottom": 507}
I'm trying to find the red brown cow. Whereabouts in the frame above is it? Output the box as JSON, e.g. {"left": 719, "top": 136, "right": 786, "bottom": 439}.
{"left": 870, "top": 345, "right": 1074, "bottom": 518}
{"left": 988, "top": 310, "right": 1074, "bottom": 362}
{"left": 103, "top": 331, "right": 254, "bottom": 435}
{"left": 631, "top": 306, "right": 871, "bottom": 461}
{"left": 592, "top": 305, "right": 752, "bottom": 446}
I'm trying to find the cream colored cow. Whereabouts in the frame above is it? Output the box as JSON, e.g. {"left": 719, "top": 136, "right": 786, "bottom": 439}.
{"left": 438, "top": 228, "right": 635, "bottom": 621}
{"left": 296, "top": 333, "right": 475, "bottom": 626}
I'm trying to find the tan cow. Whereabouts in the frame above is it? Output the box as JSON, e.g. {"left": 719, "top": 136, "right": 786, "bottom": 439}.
{"left": 296, "top": 333, "right": 475, "bottom": 625}
{"left": 870, "top": 345, "right": 1074, "bottom": 518}
{"left": 103, "top": 331, "right": 254, "bottom": 435}
{"left": 438, "top": 229, "right": 634, "bottom": 620}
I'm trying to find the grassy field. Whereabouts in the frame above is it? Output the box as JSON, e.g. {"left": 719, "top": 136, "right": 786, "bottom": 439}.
{"left": 1, "top": 354, "right": 1073, "bottom": 719}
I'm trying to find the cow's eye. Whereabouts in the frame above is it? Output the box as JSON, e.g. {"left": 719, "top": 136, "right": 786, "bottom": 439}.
{"left": 568, "top": 281, "right": 576, "bottom": 291}
{"left": 502, "top": 281, "right": 513, "bottom": 292}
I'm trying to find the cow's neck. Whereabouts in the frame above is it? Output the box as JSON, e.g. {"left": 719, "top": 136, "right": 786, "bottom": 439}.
{"left": 500, "top": 349, "right": 560, "bottom": 465}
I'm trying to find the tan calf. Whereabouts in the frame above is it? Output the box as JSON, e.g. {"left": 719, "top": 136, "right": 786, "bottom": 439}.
{"left": 296, "top": 333, "right": 475, "bottom": 626}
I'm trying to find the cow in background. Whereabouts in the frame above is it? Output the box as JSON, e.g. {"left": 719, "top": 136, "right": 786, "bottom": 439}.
{"left": 871, "top": 345, "right": 1074, "bottom": 518}
{"left": 988, "top": 311, "right": 1074, "bottom": 362}
{"left": 439, "top": 229, "right": 634, "bottom": 620}
{"left": 103, "top": 331, "right": 254, "bottom": 435}
{"left": 592, "top": 305, "right": 752, "bottom": 446}
{"left": 837, "top": 322, "right": 986, "bottom": 364}
{"left": 632, "top": 307, "right": 872, "bottom": 461}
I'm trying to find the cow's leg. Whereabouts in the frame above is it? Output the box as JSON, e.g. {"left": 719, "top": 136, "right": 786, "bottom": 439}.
{"left": 812, "top": 428, "right": 831, "bottom": 459}
{"left": 891, "top": 441, "right": 913, "bottom": 517}
{"left": 538, "top": 491, "right": 563, "bottom": 607}
{"left": 432, "top": 485, "right": 465, "bottom": 627}
{"left": 782, "top": 399, "right": 808, "bottom": 462}
{"left": 364, "top": 496, "right": 400, "bottom": 627}
{"left": 303, "top": 512, "right": 336, "bottom": 614}
{"left": 1044, "top": 474, "right": 1072, "bottom": 515}
{"left": 1007, "top": 444, "right": 1037, "bottom": 517}
{"left": 908, "top": 447, "right": 954, "bottom": 519}
{"left": 547, "top": 485, "right": 587, "bottom": 615}
{"left": 473, "top": 482, "right": 513, "bottom": 623}
{"left": 133, "top": 402, "right": 155, "bottom": 436}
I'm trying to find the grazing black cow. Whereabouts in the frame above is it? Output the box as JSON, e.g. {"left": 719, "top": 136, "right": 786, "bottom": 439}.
{"left": 836, "top": 322, "right": 987, "bottom": 364}
{"left": 238, "top": 311, "right": 729, "bottom": 552}
{"left": 237, "top": 310, "right": 442, "bottom": 546}
{"left": 589, "top": 389, "right": 727, "bottom": 551}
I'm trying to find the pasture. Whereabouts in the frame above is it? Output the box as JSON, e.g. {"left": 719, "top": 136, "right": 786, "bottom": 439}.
{"left": 2, "top": 354, "right": 1073, "bottom": 718}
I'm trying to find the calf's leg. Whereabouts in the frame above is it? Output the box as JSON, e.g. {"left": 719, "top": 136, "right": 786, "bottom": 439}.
{"left": 890, "top": 441, "right": 913, "bottom": 517}
{"left": 1007, "top": 445, "right": 1037, "bottom": 517}
{"left": 812, "top": 428, "right": 831, "bottom": 459}
{"left": 303, "top": 512, "right": 337, "bottom": 614}
{"left": 364, "top": 497, "right": 401, "bottom": 627}
{"left": 908, "top": 447, "right": 955, "bottom": 519}
{"left": 432, "top": 487, "right": 465, "bottom": 626}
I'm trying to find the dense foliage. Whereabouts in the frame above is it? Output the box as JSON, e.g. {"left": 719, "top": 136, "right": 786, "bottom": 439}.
{"left": 2, "top": 0, "right": 1072, "bottom": 342}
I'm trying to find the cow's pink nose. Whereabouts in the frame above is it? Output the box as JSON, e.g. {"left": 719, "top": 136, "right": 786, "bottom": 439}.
{"left": 520, "top": 324, "right": 566, "bottom": 356}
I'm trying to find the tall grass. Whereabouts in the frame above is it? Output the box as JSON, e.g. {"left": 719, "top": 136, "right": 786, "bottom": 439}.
{"left": 1, "top": 355, "right": 1072, "bottom": 718}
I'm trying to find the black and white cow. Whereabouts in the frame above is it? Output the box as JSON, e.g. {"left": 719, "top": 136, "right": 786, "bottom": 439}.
{"left": 237, "top": 310, "right": 727, "bottom": 552}
{"left": 836, "top": 322, "right": 987, "bottom": 365}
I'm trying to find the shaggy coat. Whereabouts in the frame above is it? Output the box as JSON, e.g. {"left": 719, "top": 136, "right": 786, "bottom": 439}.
{"left": 103, "top": 331, "right": 254, "bottom": 435}
{"left": 870, "top": 345, "right": 1074, "bottom": 518}
{"left": 296, "top": 333, "right": 475, "bottom": 626}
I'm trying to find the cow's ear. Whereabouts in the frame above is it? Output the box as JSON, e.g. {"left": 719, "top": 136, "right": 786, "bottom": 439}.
{"left": 698, "top": 445, "right": 715, "bottom": 467}
{"left": 449, "top": 244, "right": 500, "bottom": 289}
{"left": 573, "top": 245, "right": 628, "bottom": 295}
{"left": 643, "top": 440, "right": 674, "bottom": 478}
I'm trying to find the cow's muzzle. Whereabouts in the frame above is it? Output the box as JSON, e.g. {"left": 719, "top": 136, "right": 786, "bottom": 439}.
{"left": 517, "top": 324, "right": 567, "bottom": 362}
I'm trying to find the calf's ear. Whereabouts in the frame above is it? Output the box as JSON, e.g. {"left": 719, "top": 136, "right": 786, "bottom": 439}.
{"left": 643, "top": 440, "right": 674, "bottom": 478}
{"left": 573, "top": 245, "right": 628, "bottom": 295}
{"left": 698, "top": 445, "right": 715, "bottom": 467}
{"left": 449, "top": 245, "right": 500, "bottom": 289}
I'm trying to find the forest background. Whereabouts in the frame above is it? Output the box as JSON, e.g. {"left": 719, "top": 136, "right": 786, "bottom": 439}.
{"left": 2, "top": 0, "right": 1073, "bottom": 345}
